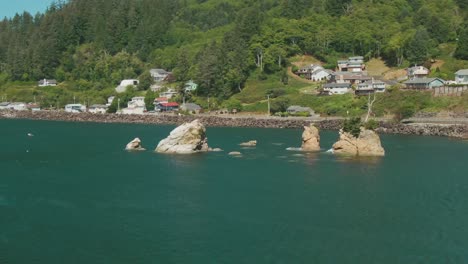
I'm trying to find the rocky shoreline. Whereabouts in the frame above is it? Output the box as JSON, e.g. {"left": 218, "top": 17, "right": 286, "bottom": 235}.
{"left": 1, "top": 110, "right": 467, "bottom": 139}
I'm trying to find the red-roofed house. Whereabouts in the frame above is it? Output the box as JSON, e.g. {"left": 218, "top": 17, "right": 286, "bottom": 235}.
{"left": 154, "top": 97, "right": 169, "bottom": 104}
{"left": 157, "top": 102, "right": 179, "bottom": 112}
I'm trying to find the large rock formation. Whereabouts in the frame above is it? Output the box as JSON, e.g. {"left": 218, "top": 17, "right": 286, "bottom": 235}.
{"left": 332, "top": 128, "right": 385, "bottom": 156}
{"left": 301, "top": 124, "right": 320, "bottom": 151}
{"left": 155, "top": 119, "right": 209, "bottom": 154}
{"left": 125, "top": 138, "right": 146, "bottom": 151}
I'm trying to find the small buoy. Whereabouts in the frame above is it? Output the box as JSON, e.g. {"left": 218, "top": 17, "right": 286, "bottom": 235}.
{"left": 27, "top": 133, "right": 34, "bottom": 137}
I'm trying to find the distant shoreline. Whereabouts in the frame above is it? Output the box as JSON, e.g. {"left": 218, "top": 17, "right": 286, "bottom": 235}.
{"left": 1, "top": 110, "right": 467, "bottom": 139}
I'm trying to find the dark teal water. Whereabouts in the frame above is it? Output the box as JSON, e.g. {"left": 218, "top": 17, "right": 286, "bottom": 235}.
{"left": 1, "top": 119, "right": 467, "bottom": 263}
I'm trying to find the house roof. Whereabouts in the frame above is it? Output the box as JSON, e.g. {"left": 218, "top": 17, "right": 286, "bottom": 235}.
{"left": 38, "top": 79, "right": 57, "bottom": 84}
{"left": 160, "top": 102, "right": 179, "bottom": 107}
{"left": 455, "top": 69, "right": 468, "bottom": 75}
{"left": 150, "top": 69, "right": 169, "bottom": 75}
{"left": 323, "top": 83, "right": 351, "bottom": 88}
{"left": 89, "top": 104, "right": 108, "bottom": 109}
{"left": 181, "top": 103, "right": 201, "bottom": 111}
{"left": 404, "top": 78, "right": 445, "bottom": 84}
{"left": 154, "top": 97, "right": 168, "bottom": 101}
{"left": 0, "top": 102, "right": 10, "bottom": 106}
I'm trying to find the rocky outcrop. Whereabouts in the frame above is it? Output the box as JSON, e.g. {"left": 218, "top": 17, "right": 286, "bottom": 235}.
{"left": 126, "top": 138, "right": 146, "bottom": 151}
{"left": 155, "top": 119, "right": 209, "bottom": 154}
{"left": 332, "top": 128, "right": 385, "bottom": 156}
{"left": 240, "top": 140, "right": 257, "bottom": 147}
{"left": 301, "top": 124, "right": 320, "bottom": 151}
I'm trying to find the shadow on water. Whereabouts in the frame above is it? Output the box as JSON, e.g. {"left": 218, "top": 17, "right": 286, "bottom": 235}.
{"left": 334, "top": 154, "right": 384, "bottom": 165}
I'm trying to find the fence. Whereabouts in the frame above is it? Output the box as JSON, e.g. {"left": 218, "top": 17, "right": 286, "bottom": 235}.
{"left": 433, "top": 86, "right": 468, "bottom": 97}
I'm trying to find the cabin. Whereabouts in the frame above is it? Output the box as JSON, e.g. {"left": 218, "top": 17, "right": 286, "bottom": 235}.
{"left": 157, "top": 102, "right": 179, "bottom": 112}
{"left": 27, "top": 103, "right": 41, "bottom": 111}
{"left": 407, "top": 66, "right": 429, "bottom": 80}
{"left": 38, "top": 79, "right": 57, "bottom": 87}
{"left": 296, "top": 64, "right": 323, "bottom": 79}
{"left": 184, "top": 80, "right": 198, "bottom": 92}
{"left": 322, "top": 83, "right": 352, "bottom": 95}
{"left": 65, "top": 104, "right": 86, "bottom": 113}
{"left": 115, "top": 79, "right": 139, "bottom": 93}
{"left": 88, "top": 104, "right": 108, "bottom": 114}
{"left": 150, "top": 69, "right": 171, "bottom": 82}
{"left": 154, "top": 97, "right": 169, "bottom": 105}
{"left": 404, "top": 78, "right": 445, "bottom": 89}
{"left": 455, "top": 69, "right": 468, "bottom": 84}
{"left": 7, "top": 102, "right": 27, "bottom": 111}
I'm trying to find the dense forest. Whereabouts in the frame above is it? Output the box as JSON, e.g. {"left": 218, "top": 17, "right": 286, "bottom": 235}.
{"left": 1, "top": 0, "right": 468, "bottom": 100}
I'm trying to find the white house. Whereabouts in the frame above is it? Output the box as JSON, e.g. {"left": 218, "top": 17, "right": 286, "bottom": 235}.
{"left": 404, "top": 78, "right": 445, "bottom": 89}
{"left": 150, "top": 69, "right": 171, "bottom": 82}
{"left": 121, "top": 96, "right": 146, "bottom": 115}
{"left": 115, "top": 79, "right": 139, "bottom": 93}
{"left": 88, "top": 104, "right": 108, "bottom": 114}
{"left": 322, "top": 83, "right": 352, "bottom": 95}
{"left": 65, "top": 104, "right": 86, "bottom": 113}
{"left": 184, "top": 80, "right": 198, "bottom": 92}
{"left": 38, "top": 79, "right": 57, "bottom": 87}
{"left": 0, "top": 102, "right": 10, "bottom": 110}
{"left": 7, "top": 102, "right": 27, "bottom": 111}
{"left": 107, "top": 96, "right": 115, "bottom": 106}
{"left": 337, "top": 56, "right": 365, "bottom": 72}
{"left": 355, "top": 80, "right": 387, "bottom": 95}
{"left": 407, "top": 66, "right": 429, "bottom": 80}
{"left": 455, "top": 69, "right": 468, "bottom": 84}
{"left": 159, "top": 89, "right": 178, "bottom": 99}
{"left": 27, "top": 103, "right": 41, "bottom": 111}
{"left": 310, "top": 69, "right": 332, "bottom": 82}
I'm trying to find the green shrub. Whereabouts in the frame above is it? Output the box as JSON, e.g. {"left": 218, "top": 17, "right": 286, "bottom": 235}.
{"left": 364, "top": 119, "right": 379, "bottom": 130}
{"left": 343, "top": 117, "right": 362, "bottom": 138}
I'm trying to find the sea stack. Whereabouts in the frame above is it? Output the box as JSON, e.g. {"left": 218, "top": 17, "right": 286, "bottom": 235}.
{"left": 126, "top": 138, "right": 146, "bottom": 151}
{"left": 332, "top": 128, "right": 385, "bottom": 156}
{"left": 301, "top": 124, "right": 320, "bottom": 151}
{"left": 155, "top": 119, "right": 209, "bottom": 154}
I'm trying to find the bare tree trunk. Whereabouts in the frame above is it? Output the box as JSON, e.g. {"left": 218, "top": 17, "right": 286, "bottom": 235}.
{"left": 365, "top": 93, "right": 377, "bottom": 122}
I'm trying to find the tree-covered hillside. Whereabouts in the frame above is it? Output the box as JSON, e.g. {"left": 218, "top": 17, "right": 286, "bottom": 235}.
{"left": 1, "top": 0, "right": 468, "bottom": 100}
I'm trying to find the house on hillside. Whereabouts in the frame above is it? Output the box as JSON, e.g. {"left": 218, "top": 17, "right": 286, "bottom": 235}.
{"left": 355, "top": 80, "right": 387, "bottom": 95}
{"left": 297, "top": 64, "right": 323, "bottom": 79}
{"left": 122, "top": 96, "right": 146, "bottom": 115}
{"left": 403, "top": 78, "right": 445, "bottom": 89}
{"left": 407, "top": 66, "right": 429, "bottom": 80}
{"left": 150, "top": 69, "right": 171, "bottom": 82}
{"left": 311, "top": 68, "right": 332, "bottom": 82}
{"left": 115, "top": 79, "right": 139, "bottom": 93}
{"left": 7, "top": 102, "right": 27, "bottom": 111}
{"left": 159, "top": 89, "right": 178, "bottom": 99}
{"left": 65, "top": 104, "right": 86, "bottom": 113}
{"left": 38, "top": 79, "right": 57, "bottom": 87}
{"left": 322, "top": 83, "right": 352, "bottom": 95}
{"left": 337, "top": 56, "right": 365, "bottom": 72}
{"left": 184, "top": 80, "right": 198, "bottom": 92}
{"left": 331, "top": 71, "right": 371, "bottom": 84}
{"left": 455, "top": 69, "right": 468, "bottom": 84}
{"left": 27, "top": 103, "right": 41, "bottom": 111}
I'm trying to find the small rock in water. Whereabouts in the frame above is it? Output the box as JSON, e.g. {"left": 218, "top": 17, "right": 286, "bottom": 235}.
{"left": 209, "top": 148, "right": 223, "bottom": 152}
{"left": 286, "top": 147, "right": 302, "bottom": 152}
{"left": 228, "top": 151, "right": 242, "bottom": 156}
{"left": 239, "top": 140, "right": 257, "bottom": 147}
{"left": 126, "top": 138, "right": 146, "bottom": 151}
{"left": 27, "top": 133, "right": 34, "bottom": 137}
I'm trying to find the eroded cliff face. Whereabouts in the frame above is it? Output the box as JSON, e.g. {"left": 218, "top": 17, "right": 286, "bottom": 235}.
{"left": 155, "top": 119, "right": 209, "bottom": 154}
{"left": 332, "top": 128, "right": 385, "bottom": 156}
{"left": 301, "top": 124, "right": 320, "bottom": 151}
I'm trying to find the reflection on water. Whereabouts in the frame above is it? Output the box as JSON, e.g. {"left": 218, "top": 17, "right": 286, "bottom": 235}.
{"left": 334, "top": 154, "right": 384, "bottom": 165}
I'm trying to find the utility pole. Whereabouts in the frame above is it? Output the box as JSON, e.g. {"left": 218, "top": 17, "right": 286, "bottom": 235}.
{"left": 267, "top": 95, "right": 270, "bottom": 116}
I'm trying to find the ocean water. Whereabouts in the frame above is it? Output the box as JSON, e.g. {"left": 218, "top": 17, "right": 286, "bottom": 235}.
{"left": 0, "top": 119, "right": 467, "bottom": 264}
